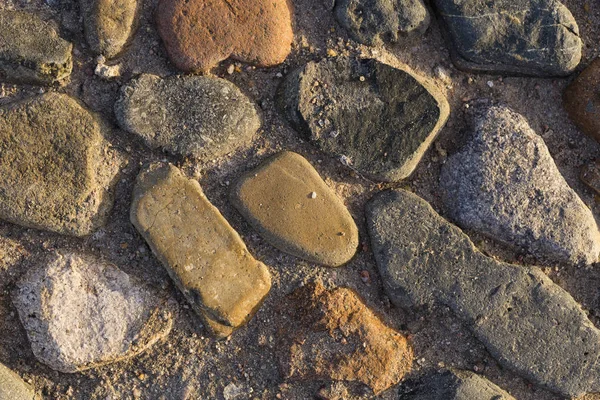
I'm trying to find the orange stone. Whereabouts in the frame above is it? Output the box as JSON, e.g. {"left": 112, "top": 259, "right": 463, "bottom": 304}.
{"left": 564, "top": 58, "right": 600, "bottom": 142}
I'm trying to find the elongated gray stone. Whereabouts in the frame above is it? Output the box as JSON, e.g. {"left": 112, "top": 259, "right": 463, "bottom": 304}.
{"left": 366, "top": 189, "right": 600, "bottom": 397}
{"left": 0, "top": 11, "right": 72, "bottom": 85}
{"left": 433, "top": 0, "right": 582, "bottom": 76}
{"left": 115, "top": 73, "right": 260, "bottom": 159}
{"left": 0, "top": 363, "right": 36, "bottom": 400}
{"left": 440, "top": 105, "right": 600, "bottom": 266}
{"left": 13, "top": 252, "right": 174, "bottom": 373}
{"left": 277, "top": 57, "right": 449, "bottom": 182}
{"left": 401, "top": 369, "right": 515, "bottom": 400}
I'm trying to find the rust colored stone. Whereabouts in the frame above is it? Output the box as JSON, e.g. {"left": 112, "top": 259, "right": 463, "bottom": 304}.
{"left": 564, "top": 58, "right": 600, "bottom": 142}
{"left": 156, "top": 0, "right": 293, "bottom": 72}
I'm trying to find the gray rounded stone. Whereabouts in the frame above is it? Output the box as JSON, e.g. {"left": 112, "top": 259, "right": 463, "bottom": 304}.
{"left": 115, "top": 73, "right": 261, "bottom": 159}
{"left": 0, "top": 11, "right": 73, "bottom": 85}
{"left": 12, "top": 252, "right": 174, "bottom": 373}
{"left": 440, "top": 105, "right": 600, "bottom": 266}
{"left": 433, "top": 0, "right": 582, "bottom": 76}
{"left": 335, "top": 0, "right": 430, "bottom": 45}
{"left": 277, "top": 57, "right": 449, "bottom": 182}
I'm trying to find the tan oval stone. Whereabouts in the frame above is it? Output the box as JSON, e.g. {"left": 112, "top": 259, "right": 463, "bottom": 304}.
{"left": 131, "top": 163, "right": 272, "bottom": 338}
{"left": 230, "top": 151, "right": 359, "bottom": 267}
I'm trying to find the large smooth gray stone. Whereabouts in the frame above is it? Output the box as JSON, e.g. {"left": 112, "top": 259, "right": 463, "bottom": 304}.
{"left": 366, "top": 189, "right": 600, "bottom": 397}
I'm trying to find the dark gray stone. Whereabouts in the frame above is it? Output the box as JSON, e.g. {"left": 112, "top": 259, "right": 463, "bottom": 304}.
{"left": 401, "top": 369, "right": 515, "bottom": 400}
{"left": 334, "top": 0, "right": 430, "bottom": 45}
{"left": 115, "top": 73, "right": 260, "bottom": 160}
{"left": 277, "top": 57, "right": 449, "bottom": 182}
{"left": 366, "top": 189, "right": 600, "bottom": 397}
{"left": 433, "top": 0, "right": 582, "bottom": 76}
{"left": 0, "top": 11, "right": 72, "bottom": 85}
{"left": 0, "top": 363, "right": 36, "bottom": 400}
{"left": 440, "top": 105, "right": 600, "bottom": 266}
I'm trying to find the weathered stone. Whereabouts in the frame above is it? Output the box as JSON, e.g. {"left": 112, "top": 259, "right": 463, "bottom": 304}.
{"left": 0, "top": 11, "right": 72, "bottom": 85}
{"left": 115, "top": 73, "right": 260, "bottom": 159}
{"left": 156, "top": 0, "right": 293, "bottom": 72}
{"left": 278, "top": 281, "right": 413, "bottom": 394}
{"left": 80, "top": 0, "right": 138, "bottom": 58}
{"left": 0, "top": 363, "right": 37, "bottom": 400}
{"left": 440, "top": 105, "right": 600, "bottom": 266}
{"left": 564, "top": 58, "right": 600, "bottom": 142}
{"left": 366, "top": 189, "right": 600, "bottom": 397}
{"left": 335, "top": 0, "right": 430, "bottom": 45}
{"left": 231, "top": 151, "right": 359, "bottom": 267}
{"left": 401, "top": 369, "right": 515, "bottom": 400}
{"left": 0, "top": 93, "right": 121, "bottom": 236}
{"left": 581, "top": 159, "right": 600, "bottom": 195}
{"left": 12, "top": 252, "right": 174, "bottom": 373}
{"left": 277, "top": 57, "right": 449, "bottom": 182}
{"left": 433, "top": 0, "right": 582, "bottom": 76}
{"left": 131, "top": 163, "right": 272, "bottom": 338}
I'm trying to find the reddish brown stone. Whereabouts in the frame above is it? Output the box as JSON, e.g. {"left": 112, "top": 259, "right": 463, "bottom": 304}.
{"left": 156, "top": 0, "right": 293, "bottom": 72}
{"left": 564, "top": 58, "right": 600, "bottom": 142}
{"left": 278, "top": 281, "right": 413, "bottom": 394}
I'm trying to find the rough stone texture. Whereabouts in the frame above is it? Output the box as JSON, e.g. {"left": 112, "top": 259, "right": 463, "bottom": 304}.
{"left": 366, "top": 189, "right": 600, "bottom": 397}
{"left": 80, "top": 0, "right": 138, "bottom": 58}
{"left": 131, "top": 163, "right": 272, "bottom": 338}
{"left": 440, "top": 105, "right": 600, "bottom": 266}
{"left": 12, "top": 252, "right": 174, "bottom": 373}
{"left": 115, "top": 73, "right": 260, "bottom": 159}
{"left": 433, "top": 0, "right": 582, "bottom": 76}
{"left": 335, "top": 0, "right": 430, "bottom": 45}
{"left": 231, "top": 151, "right": 359, "bottom": 267}
{"left": 0, "top": 93, "right": 122, "bottom": 237}
{"left": 0, "top": 10, "right": 72, "bottom": 85}
{"left": 401, "top": 369, "right": 515, "bottom": 400}
{"left": 277, "top": 57, "right": 449, "bottom": 182}
{"left": 0, "top": 363, "right": 37, "bottom": 400}
{"left": 581, "top": 159, "right": 600, "bottom": 196}
{"left": 156, "top": 0, "right": 293, "bottom": 72}
{"left": 278, "top": 281, "right": 413, "bottom": 394}
{"left": 564, "top": 58, "right": 600, "bottom": 142}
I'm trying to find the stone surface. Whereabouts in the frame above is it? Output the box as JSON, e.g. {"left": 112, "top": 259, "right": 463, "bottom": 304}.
{"left": 366, "top": 189, "right": 600, "bottom": 397}
{"left": 277, "top": 57, "right": 449, "bottom": 182}
{"left": 80, "top": 0, "right": 138, "bottom": 58}
{"left": 12, "top": 252, "right": 174, "bottom": 373}
{"left": 335, "top": 0, "right": 430, "bottom": 45}
{"left": 564, "top": 58, "right": 600, "bottom": 142}
{"left": 0, "top": 11, "right": 72, "bottom": 85}
{"left": 131, "top": 163, "right": 272, "bottom": 338}
{"left": 115, "top": 73, "right": 260, "bottom": 159}
{"left": 0, "top": 93, "right": 121, "bottom": 237}
{"left": 433, "top": 0, "right": 582, "bottom": 76}
{"left": 401, "top": 369, "right": 515, "bottom": 400}
{"left": 156, "top": 0, "right": 293, "bottom": 72}
{"left": 231, "top": 151, "right": 359, "bottom": 267}
{"left": 0, "top": 363, "right": 37, "bottom": 400}
{"left": 278, "top": 281, "right": 413, "bottom": 394}
{"left": 581, "top": 159, "right": 600, "bottom": 196}
{"left": 440, "top": 105, "right": 600, "bottom": 266}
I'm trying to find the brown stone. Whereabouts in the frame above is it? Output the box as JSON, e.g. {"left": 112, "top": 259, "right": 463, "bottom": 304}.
{"left": 131, "top": 163, "right": 272, "bottom": 338}
{"left": 231, "top": 151, "right": 359, "bottom": 267}
{"left": 564, "top": 58, "right": 600, "bottom": 142}
{"left": 278, "top": 281, "right": 413, "bottom": 394}
{"left": 156, "top": 0, "right": 293, "bottom": 72}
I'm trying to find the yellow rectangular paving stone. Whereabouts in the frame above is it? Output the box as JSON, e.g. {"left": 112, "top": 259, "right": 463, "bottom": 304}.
{"left": 131, "top": 163, "right": 272, "bottom": 338}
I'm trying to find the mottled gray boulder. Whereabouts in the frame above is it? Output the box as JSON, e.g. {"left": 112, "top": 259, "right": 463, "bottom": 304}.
{"left": 440, "top": 105, "right": 600, "bottom": 266}
{"left": 0, "top": 93, "right": 122, "bottom": 236}
{"left": 0, "top": 11, "right": 72, "bottom": 85}
{"left": 433, "top": 0, "right": 582, "bottom": 76}
{"left": 13, "top": 252, "right": 174, "bottom": 373}
{"left": 80, "top": 0, "right": 138, "bottom": 58}
{"left": 366, "top": 189, "right": 600, "bottom": 397}
{"left": 277, "top": 57, "right": 449, "bottom": 182}
{"left": 335, "top": 0, "right": 430, "bottom": 45}
{"left": 0, "top": 363, "right": 37, "bottom": 400}
{"left": 115, "top": 73, "right": 260, "bottom": 159}
{"left": 401, "top": 369, "right": 515, "bottom": 400}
